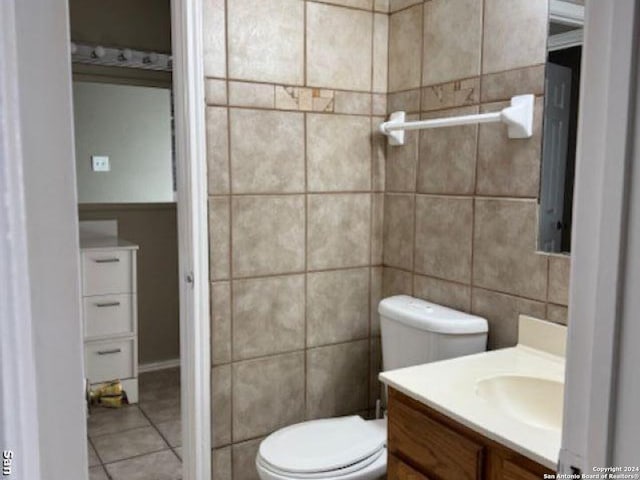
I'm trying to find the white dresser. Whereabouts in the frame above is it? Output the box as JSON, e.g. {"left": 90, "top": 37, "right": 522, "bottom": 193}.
{"left": 80, "top": 235, "right": 139, "bottom": 403}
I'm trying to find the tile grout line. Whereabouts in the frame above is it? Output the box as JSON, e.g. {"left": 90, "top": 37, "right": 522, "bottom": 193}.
{"left": 545, "top": 254, "right": 552, "bottom": 319}
{"left": 388, "top": 92, "right": 545, "bottom": 117}
{"left": 87, "top": 435, "right": 112, "bottom": 479}
{"left": 209, "top": 265, "right": 384, "bottom": 288}
{"left": 213, "top": 336, "right": 381, "bottom": 369}
{"left": 100, "top": 447, "right": 179, "bottom": 470}
{"left": 208, "top": 190, "right": 387, "bottom": 197}
{"left": 388, "top": 0, "right": 425, "bottom": 16}
{"left": 367, "top": 3, "right": 376, "bottom": 413}
{"left": 380, "top": 0, "right": 391, "bottom": 347}
{"left": 409, "top": 1, "right": 426, "bottom": 298}
{"left": 222, "top": 0, "right": 236, "bottom": 459}
{"left": 207, "top": 77, "right": 381, "bottom": 95}
{"left": 383, "top": 266, "right": 558, "bottom": 306}
{"left": 204, "top": 63, "right": 544, "bottom": 107}
{"left": 303, "top": 0, "right": 310, "bottom": 423}
{"left": 207, "top": 191, "right": 541, "bottom": 200}
{"left": 383, "top": 191, "right": 540, "bottom": 201}
{"left": 136, "top": 404, "right": 181, "bottom": 463}
{"left": 385, "top": 63, "right": 546, "bottom": 96}
{"left": 214, "top": 103, "right": 376, "bottom": 117}
{"left": 89, "top": 422, "right": 156, "bottom": 441}
{"left": 414, "top": 0, "right": 426, "bottom": 204}
{"left": 88, "top": 409, "right": 154, "bottom": 439}
{"left": 307, "top": 0, "right": 376, "bottom": 14}
{"left": 303, "top": 0, "right": 308, "bottom": 87}
{"left": 303, "top": 63, "right": 309, "bottom": 421}
{"left": 469, "top": 0, "right": 487, "bottom": 313}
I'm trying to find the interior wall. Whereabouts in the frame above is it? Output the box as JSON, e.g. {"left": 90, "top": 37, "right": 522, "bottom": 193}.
{"left": 203, "top": 1, "right": 388, "bottom": 477}
{"left": 68, "top": 0, "right": 173, "bottom": 86}
{"left": 68, "top": 0, "right": 171, "bottom": 53}
{"left": 79, "top": 204, "right": 180, "bottom": 364}
{"left": 69, "top": 1, "right": 179, "bottom": 366}
{"left": 382, "top": 0, "right": 571, "bottom": 351}
{"left": 68, "top": 0, "right": 173, "bottom": 87}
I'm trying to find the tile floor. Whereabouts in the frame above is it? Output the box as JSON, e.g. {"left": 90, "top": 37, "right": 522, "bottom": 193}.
{"left": 88, "top": 368, "right": 183, "bottom": 480}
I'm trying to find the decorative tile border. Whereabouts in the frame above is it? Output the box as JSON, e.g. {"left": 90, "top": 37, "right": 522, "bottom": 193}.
{"left": 275, "top": 86, "right": 335, "bottom": 112}
{"left": 421, "top": 77, "right": 480, "bottom": 112}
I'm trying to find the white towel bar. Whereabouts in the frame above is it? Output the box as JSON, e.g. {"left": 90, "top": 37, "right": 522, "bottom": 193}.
{"left": 379, "top": 94, "right": 535, "bottom": 146}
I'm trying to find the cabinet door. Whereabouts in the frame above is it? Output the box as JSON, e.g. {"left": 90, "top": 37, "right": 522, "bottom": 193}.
{"left": 388, "top": 454, "right": 432, "bottom": 480}
{"left": 502, "top": 460, "right": 545, "bottom": 480}
{"left": 389, "top": 397, "right": 484, "bottom": 480}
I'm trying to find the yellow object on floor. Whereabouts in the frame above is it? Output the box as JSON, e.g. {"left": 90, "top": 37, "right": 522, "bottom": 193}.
{"left": 90, "top": 380, "right": 128, "bottom": 408}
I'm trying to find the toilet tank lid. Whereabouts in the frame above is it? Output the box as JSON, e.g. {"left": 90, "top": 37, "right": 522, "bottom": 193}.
{"left": 379, "top": 295, "right": 488, "bottom": 334}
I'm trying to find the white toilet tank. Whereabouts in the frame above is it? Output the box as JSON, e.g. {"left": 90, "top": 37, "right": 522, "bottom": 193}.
{"left": 379, "top": 295, "right": 488, "bottom": 371}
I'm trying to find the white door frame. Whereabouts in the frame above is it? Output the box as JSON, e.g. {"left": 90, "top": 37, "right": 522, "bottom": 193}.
{"left": 0, "top": 0, "right": 211, "bottom": 478}
{"left": 172, "top": 0, "right": 211, "bottom": 479}
{"left": 560, "top": 0, "right": 639, "bottom": 472}
{"left": 0, "top": 2, "right": 42, "bottom": 479}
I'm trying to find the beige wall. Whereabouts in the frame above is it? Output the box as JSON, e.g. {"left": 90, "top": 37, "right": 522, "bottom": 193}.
{"left": 79, "top": 204, "right": 180, "bottom": 364}
{"left": 68, "top": 0, "right": 171, "bottom": 53}
{"left": 203, "top": 0, "right": 388, "bottom": 477}
{"left": 382, "top": 0, "right": 571, "bottom": 351}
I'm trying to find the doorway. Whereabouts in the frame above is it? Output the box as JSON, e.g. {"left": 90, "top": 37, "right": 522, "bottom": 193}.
{"left": 3, "top": 0, "right": 209, "bottom": 478}
{"left": 69, "top": 1, "right": 210, "bottom": 479}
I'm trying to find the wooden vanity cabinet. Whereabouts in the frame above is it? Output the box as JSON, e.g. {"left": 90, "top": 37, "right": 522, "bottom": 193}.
{"left": 387, "top": 388, "right": 555, "bottom": 480}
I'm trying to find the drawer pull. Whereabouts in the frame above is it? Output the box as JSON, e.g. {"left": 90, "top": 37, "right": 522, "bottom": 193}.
{"left": 95, "top": 301, "right": 121, "bottom": 308}
{"left": 97, "top": 348, "right": 122, "bottom": 355}
{"left": 94, "top": 258, "right": 120, "bottom": 263}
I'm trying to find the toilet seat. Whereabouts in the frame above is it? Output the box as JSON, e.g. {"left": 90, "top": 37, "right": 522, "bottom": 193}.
{"left": 256, "top": 416, "right": 387, "bottom": 480}
{"left": 256, "top": 448, "right": 386, "bottom": 480}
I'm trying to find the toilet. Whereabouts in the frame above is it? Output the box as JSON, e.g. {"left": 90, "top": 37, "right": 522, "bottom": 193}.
{"left": 255, "top": 295, "right": 488, "bottom": 480}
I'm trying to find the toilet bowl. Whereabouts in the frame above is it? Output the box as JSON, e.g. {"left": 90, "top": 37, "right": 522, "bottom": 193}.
{"left": 255, "top": 296, "right": 488, "bottom": 480}
{"left": 256, "top": 416, "right": 387, "bottom": 480}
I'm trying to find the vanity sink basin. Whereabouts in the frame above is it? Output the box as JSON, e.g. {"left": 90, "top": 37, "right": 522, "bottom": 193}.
{"left": 475, "top": 375, "right": 564, "bottom": 432}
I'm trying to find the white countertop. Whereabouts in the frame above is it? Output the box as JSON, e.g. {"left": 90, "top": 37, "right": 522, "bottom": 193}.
{"left": 80, "top": 235, "right": 139, "bottom": 251}
{"left": 379, "top": 316, "right": 566, "bottom": 470}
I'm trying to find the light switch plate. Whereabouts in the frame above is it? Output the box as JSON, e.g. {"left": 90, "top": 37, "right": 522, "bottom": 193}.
{"left": 91, "top": 155, "right": 110, "bottom": 172}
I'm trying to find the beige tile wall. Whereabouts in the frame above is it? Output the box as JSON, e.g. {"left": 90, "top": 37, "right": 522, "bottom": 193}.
{"left": 203, "top": 1, "right": 387, "bottom": 478}
{"left": 205, "top": 1, "right": 572, "bottom": 478}
{"left": 383, "top": 0, "right": 571, "bottom": 353}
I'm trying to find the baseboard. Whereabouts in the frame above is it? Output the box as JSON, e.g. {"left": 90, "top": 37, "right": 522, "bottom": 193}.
{"left": 138, "top": 357, "right": 181, "bottom": 373}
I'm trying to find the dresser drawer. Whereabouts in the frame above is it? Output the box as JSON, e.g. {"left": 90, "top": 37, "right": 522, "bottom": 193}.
{"left": 82, "top": 249, "right": 135, "bottom": 296}
{"left": 83, "top": 294, "right": 136, "bottom": 339}
{"left": 389, "top": 396, "right": 484, "bottom": 480}
{"left": 85, "top": 338, "right": 136, "bottom": 383}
